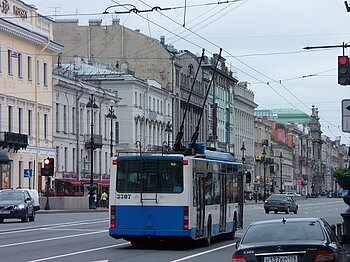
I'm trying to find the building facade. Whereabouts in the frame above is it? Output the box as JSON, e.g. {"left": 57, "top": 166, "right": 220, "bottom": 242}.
{"left": 0, "top": 0, "right": 62, "bottom": 191}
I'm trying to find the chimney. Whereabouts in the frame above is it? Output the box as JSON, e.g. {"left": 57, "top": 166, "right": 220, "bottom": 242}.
{"left": 160, "top": 35, "right": 165, "bottom": 45}
{"left": 112, "top": 18, "right": 120, "bottom": 25}
{"left": 135, "top": 29, "right": 140, "bottom": 32}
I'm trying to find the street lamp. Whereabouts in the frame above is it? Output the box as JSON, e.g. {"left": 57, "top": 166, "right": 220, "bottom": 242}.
{"left": 241, "top": 142, "right": 246, "bottom": 202}
{"left": 165, "top": 121, "right": 172, "bottom": 148}
{"left": 106, "top": 105, "right": 117, "bottom": 157}
{"left": 262, "top": 145, "right": 267, "bottom": 201}
{"left": 279, "top": 151, "right": 283, "bottom": 193}
{"left": 86, "top": 94, "right": 99, "bottom": 209}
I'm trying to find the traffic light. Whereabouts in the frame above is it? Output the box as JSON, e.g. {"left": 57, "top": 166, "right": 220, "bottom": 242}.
{"left": 338, "top": 56, "right": 350, "bottom": 85}
{"left": 43, "top": 157, "right": 54, "bottom": 176}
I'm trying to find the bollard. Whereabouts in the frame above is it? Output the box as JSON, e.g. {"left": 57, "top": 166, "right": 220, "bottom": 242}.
{"left": 337, "top": 223, "right": 343, "bottom": 239}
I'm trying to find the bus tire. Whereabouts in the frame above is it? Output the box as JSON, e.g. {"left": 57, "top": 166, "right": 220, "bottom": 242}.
{"left": 226, "top": 218, "right": 236, "bottom": 240}
{"left": 200, "top": 218, "right": 212, "bottom": 247}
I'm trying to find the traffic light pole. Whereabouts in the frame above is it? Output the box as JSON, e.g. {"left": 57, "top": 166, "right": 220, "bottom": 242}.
{"left": 44, "top": 176, "right": 50, "bottom": 210}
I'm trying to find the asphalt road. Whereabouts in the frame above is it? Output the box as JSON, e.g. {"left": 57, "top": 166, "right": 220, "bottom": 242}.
{"left": 0, "top": 197, "right": 347, "bottom": 262}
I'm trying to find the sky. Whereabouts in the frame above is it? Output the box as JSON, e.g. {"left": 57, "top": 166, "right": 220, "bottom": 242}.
{"left": 28, "top": 0, "right": 350, "bottom": 144}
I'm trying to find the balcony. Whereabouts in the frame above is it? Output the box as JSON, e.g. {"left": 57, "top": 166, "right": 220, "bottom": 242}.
{"left": 0, "top": 132, "right": 28, "bottom": 152}
{"left": 84, "top": 134, "right": 103, "bottom": 149}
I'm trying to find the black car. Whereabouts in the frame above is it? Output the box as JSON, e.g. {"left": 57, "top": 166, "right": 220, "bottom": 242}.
{"left": 232, "top": 218, "right": 348, "bottom": 262}
{"left": 0, "top": 190, "right": 35, "bottom": 223}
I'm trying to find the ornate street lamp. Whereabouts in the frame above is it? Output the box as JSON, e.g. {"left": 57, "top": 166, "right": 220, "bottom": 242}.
{"left": 106, "top": 105, "right": 117, "bottom": 157}
{"left": 241, "top": 142, "right": 246, "bottom": 202}
{"left": 262, "top": 145, "right": 267, "bottom": 201}
{"left": 86, "top": 94, "right": 99, "bottom": 209}
{"left": 279, "top": 151, "right": 283, "bottom": 193}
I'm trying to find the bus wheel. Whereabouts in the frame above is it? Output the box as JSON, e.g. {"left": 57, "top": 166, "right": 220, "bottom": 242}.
{"left": 225, "top": 218, "right": 236, "bottom": 240}
{"left": 199, "top": 219, "right": 212, "bottom": 247}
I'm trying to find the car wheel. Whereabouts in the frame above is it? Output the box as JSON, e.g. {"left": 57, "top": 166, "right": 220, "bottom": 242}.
{"left": 29, "top": 210, "right": 35, "bottom": 222}
{"left": 0, "top": 218, "right": 4, "bottom": 223}
{"left": 294, "top": 208, "right": 298, "bottom": 214}
{"left": 265, "top": 209, "right": 269, "bottom": 214}
{"left": 274, "top": 210, "right": 278, "bottom": 214}
{"left": 21, "top": 210, "right": 28, "bottom": 223}
{"left": 285, "top": 207, "right": 290, "bottom": 214}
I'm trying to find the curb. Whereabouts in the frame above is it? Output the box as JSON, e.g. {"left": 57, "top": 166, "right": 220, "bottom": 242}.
{"left": 37, "top": 208, "right": 109, "bottom": 214}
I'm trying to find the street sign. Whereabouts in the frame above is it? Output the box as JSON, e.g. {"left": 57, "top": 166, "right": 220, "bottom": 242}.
{"left": 342, "top": 99, "right": 350, "bottom": 132}
{"left": 24, "top": 169, "right": 33, "bottom": 178}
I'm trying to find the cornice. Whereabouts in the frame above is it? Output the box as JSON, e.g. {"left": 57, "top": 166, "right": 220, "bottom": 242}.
{"left": 0, "top": 19, "right": 62, "bottom": 53}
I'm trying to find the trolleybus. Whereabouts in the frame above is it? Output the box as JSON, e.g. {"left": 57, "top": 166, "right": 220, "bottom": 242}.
{"left": 109, "top": 145, "right": 244, "bottom": 246}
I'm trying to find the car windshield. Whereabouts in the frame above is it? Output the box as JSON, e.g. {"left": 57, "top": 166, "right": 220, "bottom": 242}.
{"left": 0, "top": 191, "right": 25, "bottom": 201}
{"left": 242, "top": 221, "right": 324, "bottom": 244}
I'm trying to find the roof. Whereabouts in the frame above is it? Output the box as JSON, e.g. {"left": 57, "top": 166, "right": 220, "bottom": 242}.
{"left": 250, "top": 217, "right": 321, "bottom": 226}
{"left": 271, "top": 108, "right": 310, "bottom": 125}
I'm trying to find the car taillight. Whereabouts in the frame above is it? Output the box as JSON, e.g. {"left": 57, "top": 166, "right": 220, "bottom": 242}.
{"left": 184, "top": 206, "right": 189, "bottom": 230}
{"left": 232, "top": 255, "right": 247, "bottom": 262}
{"left": 279, "top": 202, "right": 286, "bottom": 206}
{"left": 264, "top": 201, "right": 269, "bottom": 204}
{"left": 110, "top": 205, "right": 116, "bottom": 229}
{"left": 314, "top": 251, "right": 334, "bottom": 262}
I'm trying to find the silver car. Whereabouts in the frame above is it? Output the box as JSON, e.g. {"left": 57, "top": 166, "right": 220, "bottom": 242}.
{"left": 264, "top": 193, "right": 298, "bottom": 214}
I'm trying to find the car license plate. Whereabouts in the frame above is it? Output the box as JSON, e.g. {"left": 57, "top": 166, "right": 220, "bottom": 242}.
{"left": 0, "top": 211, "right": 10, "bottom": 214}
{"left": 263, "top": 255, "right": 298, "bottom": 262}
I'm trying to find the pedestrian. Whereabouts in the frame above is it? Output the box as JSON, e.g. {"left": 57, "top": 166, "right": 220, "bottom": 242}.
{"left": 101, "top": 191, "right": 108, "bottom": 208}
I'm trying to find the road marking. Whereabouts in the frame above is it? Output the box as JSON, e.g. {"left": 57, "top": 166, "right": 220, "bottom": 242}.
{"left": 169, "top": 242, "right": 236, "bottom": 262}
{"left": 0, "top": 219, "right": 108, "bottom": 236}
{"left": 0, "top": 230, "right": 108, "bottom": 248}
{"left": 27, "top": 243, "right": 127, "bottom": 262}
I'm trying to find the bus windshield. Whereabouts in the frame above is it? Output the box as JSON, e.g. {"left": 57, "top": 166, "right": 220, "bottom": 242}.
{"left": 116, "top": 159, "right": 184, "bottom": 193}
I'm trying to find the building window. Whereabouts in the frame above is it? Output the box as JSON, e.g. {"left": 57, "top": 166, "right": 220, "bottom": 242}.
{"left": 56, "top": 103, "right": 59, "bottom": 132}
{"left": 28, "top": 109, "right": 32, "bottom": 136}
{"left": 139, "top": 93, "right": 142, "bottom": 108}
{"left": 63, "top": 105, "right": 67, "bottom": 133}
{"left": 80, "top": 108, "right": 84, "bottom": 134}
{"left": 18, "top": 53, "right": 22, "bottom": 79}
{"left": 56, "top": 147, "right": 59, "bottom": 172}
{"left": 72, "top": 107, "right": 76, "bottom": 134}
{"left": 64, "top": 147, "right": 68, "bottom": 171}
{"left": 44, "top": 113, "right": 48, "bottom": 139}
{"left": 36, "top": 59, "right": 40, "bottom": 86}
{"left": 7, "top": 50, "right": 13, "bottom": 76}
{"left": 18, "top": 108, "right": 23, "bottom": 134}
{"left": 72, "top": 148, "right": 76, "bottom": 172}
{"left": 27, "top": 56, "right": 32, "bottom": 81}
{"left": 37, "top": 112, "right": 40, "bottom": 139}
{"left": 135, "top": 92, "right": 137, "bottom": 107}
{"left": 8, "top": 105, "right": 13, "bottom": 132}
{"left": 153, "top": 98, "right": 155, "bottom": 111}
{"left": 43, "top": 62, "right": 48, "bottom": 87}
{"left": 115, "top": 122, "right": 119, "bottom": 144}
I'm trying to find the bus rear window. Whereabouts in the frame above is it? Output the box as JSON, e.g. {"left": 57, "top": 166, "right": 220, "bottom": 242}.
{"left": 116, "top": 159, "right": 184, "bottom": 193}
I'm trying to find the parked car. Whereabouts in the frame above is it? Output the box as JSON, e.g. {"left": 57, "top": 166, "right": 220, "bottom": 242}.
{"left": 232, "top": 217, "right": 349, "bottom": 262}
{"left": 0, "top": 189, "right": 35, "bottom": 222}
{"left": 17, "top": 189, "right": 40, "bottom": 211}
{"left": 264, "top": 193, "right": 298, "bottom": 214}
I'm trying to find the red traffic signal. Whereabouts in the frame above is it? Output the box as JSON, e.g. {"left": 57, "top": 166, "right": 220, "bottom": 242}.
{"left": 338, "top": 56, "right": 350, "bottom": 85}
{"left": 297, "top": 178, "right": 302, "bottom": 185}
{"left": 43, "top": 157, "right": 54, "bottom": 176}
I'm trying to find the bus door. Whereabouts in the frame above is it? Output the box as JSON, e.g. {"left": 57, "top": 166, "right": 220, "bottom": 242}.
{"left": 195, "top": 173, "right": 205, "bottom": 238}
{"left": 219, "top": 174, "right": 227, "bottom": 232}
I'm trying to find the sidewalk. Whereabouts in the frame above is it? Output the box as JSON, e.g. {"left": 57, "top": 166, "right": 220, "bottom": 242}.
{"left": 37, "top": 207, "right": 109, "bottom": 214}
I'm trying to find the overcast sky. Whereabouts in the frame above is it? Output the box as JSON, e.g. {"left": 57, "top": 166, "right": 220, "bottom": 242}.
{"left": 28, "top": 0, "right": 350, "bottom": 144}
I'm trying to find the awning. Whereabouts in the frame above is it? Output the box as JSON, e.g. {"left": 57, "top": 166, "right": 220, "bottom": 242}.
{"left": 55, "top": 179, "right": 109, "bottom": 186}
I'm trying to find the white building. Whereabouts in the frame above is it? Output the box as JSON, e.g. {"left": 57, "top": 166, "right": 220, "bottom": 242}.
{"left": 53, "top": 67, "right": 121, "bottom": 195}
